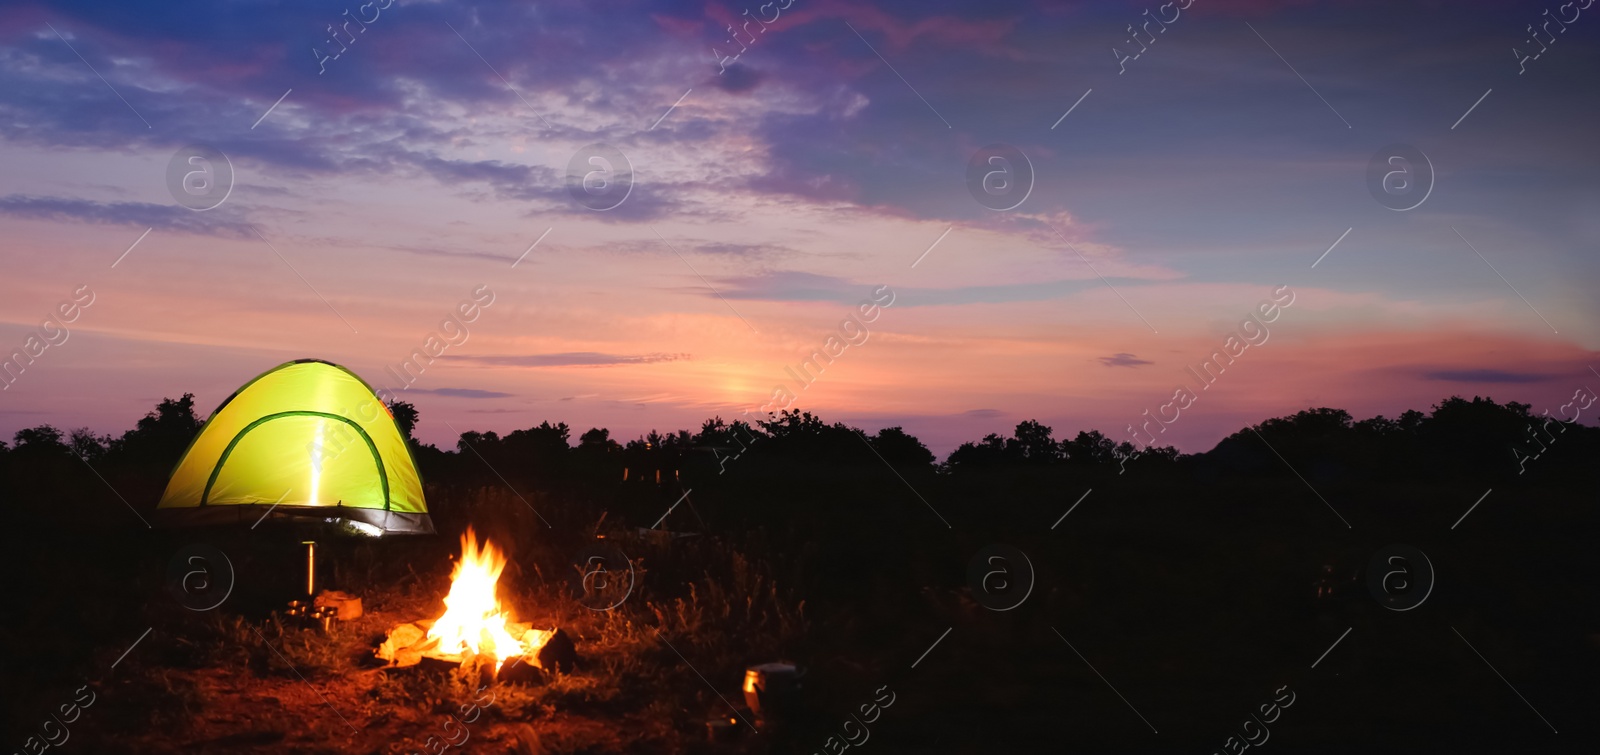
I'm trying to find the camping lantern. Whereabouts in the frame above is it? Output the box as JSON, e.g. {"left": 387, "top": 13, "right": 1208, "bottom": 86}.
{"left": 743, "top": 662, "right": 804, "bottom": 718}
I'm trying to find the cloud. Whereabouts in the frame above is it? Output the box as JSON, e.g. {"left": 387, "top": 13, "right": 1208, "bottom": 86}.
{"left": 0, "top": 2, "right": 723, "bottom": 224}
{"left": 353, "top": 146, "right": 684, "bottom": 221}
{"left": 710, "top": 271, "right": 865, "bottom": 303}
{"left": 406, "top": 387, "right": 514, "bottom": 399}
{"left": 405, "top": 151, "right": 562, "bottom": 200}
{"left": 694, "top": 241, "right": 793, "bottom": 257}
{"left": 712, "top": 63, "right": 765, "bottom": 94}
{"left": 1099, "top": 352, "right": 1152, "bottom": 367}
{"left": 1423, "top": 369, "right": 1554, "bottom": 384}
{"left": 452, "top": 352, "right": 691, "bottom": 367}
{"left": 0, "top": 195, "right": 253, "bottom": 237}
{"left": 601, "top": 237, "right": 793, "bottom": 259}
{"left": 708, "top": 270, "right": 1117, "bottom": 306}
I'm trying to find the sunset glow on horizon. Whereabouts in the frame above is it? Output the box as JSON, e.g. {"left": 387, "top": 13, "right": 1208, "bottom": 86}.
{"left": 2, "top": 0, "right": 1596, "bottom": 456}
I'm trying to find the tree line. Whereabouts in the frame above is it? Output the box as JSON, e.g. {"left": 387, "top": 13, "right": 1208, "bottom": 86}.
{"left": 3, "top": 393, "right": 1593, "bottom": 530}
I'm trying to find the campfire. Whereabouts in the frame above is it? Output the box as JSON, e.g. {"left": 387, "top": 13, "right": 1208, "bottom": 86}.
{"left": 377, "top": 528, "right": 559, "bottom": 677}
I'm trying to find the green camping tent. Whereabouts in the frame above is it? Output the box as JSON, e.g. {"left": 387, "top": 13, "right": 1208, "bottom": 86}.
{"left": 155, "top": 359, "right": 432, "bottom": 534}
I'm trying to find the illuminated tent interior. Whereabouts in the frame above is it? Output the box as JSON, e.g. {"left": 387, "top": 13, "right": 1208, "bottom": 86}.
{"left": 154, "top": 359, "right": 432, "bottom": 535}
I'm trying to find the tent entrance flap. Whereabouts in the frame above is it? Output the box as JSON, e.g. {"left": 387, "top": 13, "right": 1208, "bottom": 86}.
{"left": 201, "top": 411, "right": 390, "bottom": 510}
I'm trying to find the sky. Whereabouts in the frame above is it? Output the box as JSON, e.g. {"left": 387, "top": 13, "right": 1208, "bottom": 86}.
{"left": 1, "top": 0, "right": 1597, "bottom": 456}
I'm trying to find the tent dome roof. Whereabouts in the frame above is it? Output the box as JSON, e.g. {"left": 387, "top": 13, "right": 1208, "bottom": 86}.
{"left": 155, "top": 360, "right": 431, "bottom": 534}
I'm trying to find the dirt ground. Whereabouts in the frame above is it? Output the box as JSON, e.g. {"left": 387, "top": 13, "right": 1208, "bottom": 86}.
{"left": 84, "top": 600, "right": 729, "bottom": 755}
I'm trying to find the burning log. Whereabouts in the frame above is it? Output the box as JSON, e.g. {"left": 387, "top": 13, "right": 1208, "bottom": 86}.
{"left": 375, "top": 528, "right": 560, "bottom": 680}
{"left": 376, "top": 619, "right": 555, "bottom": 671}
{"left": 535, "top": 628, "right": 577, "bottom": 673}
{"left": 375, "top": 620, "right": 435, "bottom": 668}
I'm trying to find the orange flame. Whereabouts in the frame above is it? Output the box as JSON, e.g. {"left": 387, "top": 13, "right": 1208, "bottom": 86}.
{"left": 425, "top": 527, "right": 540, "bottom": 673}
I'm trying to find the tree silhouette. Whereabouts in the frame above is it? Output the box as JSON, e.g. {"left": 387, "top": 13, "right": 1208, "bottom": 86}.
{"left": 13, "top": 425, "right": 68, "bottom": 452}
{"left": 869, "top": 426, "right": 935, "bottom": 467}
{"left": 108, "top": 393, "right": 202, "bottom": 469}
{"left": 1007, "top": 420, "right": 1061, "bottom": 464}
{"left": 5, "top": 391, "right": 1592, "bottom": 536}
{"left": 387, "top": 399, "right": 420, "bottom": 442}
{"left": 578, "top": 427, "right": 620, "bottom": 452}
{"left": 1062, "top": 430, "right": 1117, "bottom": 465}
{"left": 945, "top": 432, "right": 1010, "bottom": 469}
{"left": 69, "top": 427, "right": 111, "bottom": 464}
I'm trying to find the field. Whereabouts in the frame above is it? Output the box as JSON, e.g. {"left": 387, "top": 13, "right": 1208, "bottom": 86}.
{"left": 3, "top": 401, "right": 1599, "bottom": 753}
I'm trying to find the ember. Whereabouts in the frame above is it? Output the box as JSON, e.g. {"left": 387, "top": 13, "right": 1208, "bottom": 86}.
{"left": 378, "top": 528, "right": 552, "bottom": 675}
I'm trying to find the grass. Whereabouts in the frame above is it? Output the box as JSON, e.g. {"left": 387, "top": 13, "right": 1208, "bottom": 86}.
{"left": 6, "top": 472, "right": 1594, "bottom": 753}
{"left": 0, "top": 486, "right": 811, "bottom": 754}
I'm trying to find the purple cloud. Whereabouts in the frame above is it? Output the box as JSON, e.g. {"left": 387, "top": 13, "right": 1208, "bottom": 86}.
{"left": 1423, "top": 369, "right": 1554, "bottom": 384}
{"left": 0, "top": 195, "right": 253, "bottom": 237}
{"left": 1099, "top": 353, "right": 1152, "bottom": 367}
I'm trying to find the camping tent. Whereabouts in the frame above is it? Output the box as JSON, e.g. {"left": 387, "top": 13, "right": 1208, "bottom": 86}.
{"left": 155, "top": 359, "right": 433, "bottom": 534}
